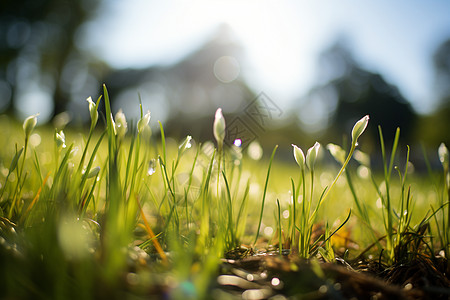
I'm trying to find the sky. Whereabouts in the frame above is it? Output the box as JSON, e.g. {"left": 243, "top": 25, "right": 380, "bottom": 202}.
{"left": 81, "top": 0, "right": 450, "bottom": 115}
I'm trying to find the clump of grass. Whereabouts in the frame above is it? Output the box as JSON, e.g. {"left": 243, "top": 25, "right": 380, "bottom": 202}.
{"left": 367, "top": 127, "right": 423, "bottom": 263}
{"left": 424, "top": 142, "right": 450, "bottom": 270}
{"left": 5, "top": 114, "right": 38, "bottom": 219}
{"left": 289, "top": 115, "right": 369, "bottom": 258}
{"left": 1, "top": 88, "right": 449, "bottom": 299}
{"left": 437, "top": 143, "right": 450, "bottom": 268}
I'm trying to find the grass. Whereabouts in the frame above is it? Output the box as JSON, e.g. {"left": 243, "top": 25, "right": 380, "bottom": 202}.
{"left": 0, "top": 86, "right": 449, "bottom": 299}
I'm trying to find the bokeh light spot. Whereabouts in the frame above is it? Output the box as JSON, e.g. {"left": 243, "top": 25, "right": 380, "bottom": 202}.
{"left": 213, "top": 56, "right": 240, "bottom": 83}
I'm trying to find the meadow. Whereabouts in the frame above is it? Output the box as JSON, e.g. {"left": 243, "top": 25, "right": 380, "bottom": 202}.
{"left": 0, "top": 85, "right": 449, "bottom": 299}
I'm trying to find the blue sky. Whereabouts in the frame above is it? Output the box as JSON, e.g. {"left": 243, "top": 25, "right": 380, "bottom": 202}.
{"left": 82, "top": 0, "right": 450, "bottom": 115}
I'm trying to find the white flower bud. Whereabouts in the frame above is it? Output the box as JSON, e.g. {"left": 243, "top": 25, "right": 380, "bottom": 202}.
{"left": 137, "top": 110, "right": 151, "bottom": 133}
{"left": 86, "top": 166, "right": 100, "bottom": 179}
{"left": 438, "top": 143, "right": 449, "bottom": 170}
{"left": 179, "top": 135, "right": 192, "bottom": 151}
{"left": 306, "top": 142, "right": 320, "bottom": 170}
{"left": 86, "top": 97, "right": 98, "bottom": 128}
{"left": 351, "top": 115, "right": 369, "bottom": 146}
{"left": 23, "top": 114, "right": 38, "bottom": 138}
{"left": 115, "top": 109, "right": 127, "bottom": 139}
{"left": 292, "top": 144, "right": 305, "bottom": 170}
{"left": 213, "top": 108, "right": 226, "bottom": 147}
{"left": 55, "top": 130, "right": 66, "bottom": 149}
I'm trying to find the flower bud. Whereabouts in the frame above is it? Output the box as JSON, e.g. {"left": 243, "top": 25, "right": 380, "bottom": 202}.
{"left": 86, "top": 166, "right": 100, "bottom": 179}
{"left": 326, "top": 143, "right": 345, "bottom": 165}
{"left": 351, "top": 115, "right": 369, "bottom": 146}
{"left": 292, "top": 144, "right": 305, "bottom": 170}
{"left": 213, "top": 108, "right": 226, "bottom": 148}
{"left": 55, "top": 130, "right": 66, "bottom": 149}
{"left": 115, "top": 109, "right": 128, "bottom": 139}
{"left": 23, "top": 114, "right": 38, "bottom": 138}
{"left": 179, "top": 135, "right": 192, "bottom": 152}
{"left": 147, "top": 159, "right": 157, "bottom": 176}
{"left": 306, "top": 142, "right": 320, "bottom": 170}
{"left": 438, "top": 143, "right": 449, "bottom": 170}
{"left": 138, "top": 110, "right": 151, "bottom": 133}
{"left": 86, "top": 97, "right": 98, "bottom": 128}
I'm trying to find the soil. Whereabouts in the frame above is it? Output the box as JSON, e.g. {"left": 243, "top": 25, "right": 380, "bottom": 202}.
{"left": 213, "top": 248, "right": 450, "bottom": 300}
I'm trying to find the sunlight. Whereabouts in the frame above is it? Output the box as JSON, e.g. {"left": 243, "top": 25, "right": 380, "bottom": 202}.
{"left": 200, "top": 0, "right": 317, "bottom": 103}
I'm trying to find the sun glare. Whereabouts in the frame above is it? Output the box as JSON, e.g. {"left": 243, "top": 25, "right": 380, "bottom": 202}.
{"left": 203, "top": 1, "right": 316, "bottom": 103}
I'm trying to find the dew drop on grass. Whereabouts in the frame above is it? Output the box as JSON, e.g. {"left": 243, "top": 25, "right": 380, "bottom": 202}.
{"left": 233, "top": 138, "right": 242, "bottom": 147}
{"left": 282, "top": 210, "right": 289, "bottom": 219}
{"left": 148, "top": 167, "right": 155, "bottom": 176}
{"left": 147, "top": 159, "right": 156, "bottom": 176}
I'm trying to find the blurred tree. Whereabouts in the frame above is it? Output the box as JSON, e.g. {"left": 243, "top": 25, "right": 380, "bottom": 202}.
{"left": 415, "top": 38, "right": 450, "bottom": 147}
{"left": 303, "top": 40, "right": 417, "bottom": 151}
{"left": 103, "top": 25, "right": 256, "bottom": 140}
{"left": 0, "top": 0, "right": 102, "bottom": 118}
{"left": 433, "top": 38, "right": 450, "bottom": 105}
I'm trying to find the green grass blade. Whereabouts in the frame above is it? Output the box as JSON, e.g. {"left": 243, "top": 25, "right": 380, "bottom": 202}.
{"left": 254, "top": 145, "right": 278, "bottom": 246}
{"left": 159, "top": 121, "right": 167, "bottom": 166}
{"left": 323, "top": 209, "right": 351, "bottom": 246}
{"left": 78, "top": 131, "right": 106, "bottom": 202}
{"left": 388, "top": 127, "right": 401, "bottom": 180}
{"left": 123, "top": 129, "right": 136, "bottom": 192}
{"left": 0, "top": 146, "right": 23, "bottom": 200}
{"left": 235, "top": 179, "right": 250, "bottom": 240}
{"left": 290, "top": 178, "right": 296, "bottom": 247}
{"left": 33, "top": 149, "right": 43, "bottom": 186}
{"left": 277, "top": 198, "right": 282, "bottom": 255}
{"left": 222, "top": 170, "right": 235, "bottom": 248}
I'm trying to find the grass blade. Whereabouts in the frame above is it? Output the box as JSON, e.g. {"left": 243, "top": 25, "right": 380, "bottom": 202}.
{"left": 254, "top": 145, "right": 278, "bottom": 246}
